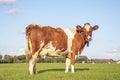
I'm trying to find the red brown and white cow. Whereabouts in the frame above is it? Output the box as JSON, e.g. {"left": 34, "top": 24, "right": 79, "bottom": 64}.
{"left": 25, "top": 23, "right": 99, "bottom": 74}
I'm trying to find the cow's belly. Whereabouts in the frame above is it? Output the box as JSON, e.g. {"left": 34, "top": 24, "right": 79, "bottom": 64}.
{"left": 39, "top": 47, "right": 68, "bottom": 57}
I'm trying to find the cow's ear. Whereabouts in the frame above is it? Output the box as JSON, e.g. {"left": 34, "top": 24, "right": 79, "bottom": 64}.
{"left": 76, "top": 25, "right": 82, "bottom": 30}
{"left": 76, "top": 25, "right": 83, "bottom": 33}
{"left": 92, "top": 25, "right": 99, "bottom": 31}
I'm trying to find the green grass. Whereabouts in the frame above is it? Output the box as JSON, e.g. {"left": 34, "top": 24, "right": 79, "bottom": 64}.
{"left": 0, "top": 63, "right": 120, "bottom": 80}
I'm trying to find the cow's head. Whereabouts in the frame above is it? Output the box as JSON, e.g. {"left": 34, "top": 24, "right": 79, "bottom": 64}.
{"left": 76, "top": 23, "right": 99, "bottom": 46}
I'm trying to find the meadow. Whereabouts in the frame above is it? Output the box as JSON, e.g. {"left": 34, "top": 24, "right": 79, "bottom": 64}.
{"left": 0, "top": 63, "right": 120, "bottom": 80}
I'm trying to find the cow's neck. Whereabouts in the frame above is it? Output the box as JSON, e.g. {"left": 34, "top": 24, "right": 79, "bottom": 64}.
{"left": 74, "top": 33, "right": 86, "bottom": 46}
{"left": 73, "top": 33, "right": 86, "bottom": 55}
{"left": 81, "top": 32, "right": 90, "bottom": 47}
{"left": 77, "top": 33, "right": 87, "bottom": 47}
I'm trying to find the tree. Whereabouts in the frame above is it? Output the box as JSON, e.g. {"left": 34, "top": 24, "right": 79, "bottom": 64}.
{"left": 4, "top": 55, "right": 13, "bottom": 63}
{"left": 13, "top": 56, "right": 18, "bottom": 63}
{"left": 76, "top": 56, "right": 89, "bottom": 63}
{"left": 0, "top": 54, "right": 2, "bottom": 63}
{"left": 17, "top": 55, "right": 26, "bottom": 63}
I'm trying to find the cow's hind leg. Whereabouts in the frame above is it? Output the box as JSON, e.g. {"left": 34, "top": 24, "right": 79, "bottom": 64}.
{"left": 29, "top": 58, "right": 37, "bottom": 75}
{"left": 29, "top": 41, "right": 44, "bottom": 75}
{"left": 29, "top": 50, "right": 40, "bottom": 74}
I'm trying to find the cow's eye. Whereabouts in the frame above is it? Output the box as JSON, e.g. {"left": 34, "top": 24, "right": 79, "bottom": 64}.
{"left": 76, "top": 30, "right": 83, "bottom": 34}
{"left": 79, "top": 30, "right": 83, "bottom": 33}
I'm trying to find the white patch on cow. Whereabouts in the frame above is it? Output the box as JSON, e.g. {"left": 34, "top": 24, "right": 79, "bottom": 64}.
{"left": 71, "top": 64, "right": 75, "bottom": 73}
{"left": 40, "top": 41, "right": 45, "bottom": 48}
{"left": 75, "top": 55, "right": 78, "bottom": 60}
{"left": 29, "top": 59, "right": 34, "bottom": 74}
{"left": 63, "top": 28, "right": 76, "bottom": 73}
{"left": 63, "top": 28, "right": 75, "bottom": 53}
{"left": 87, "top": 35, "right": 91, "bottom": 40}
{"left": 29, "top": 39, "right": 32, "bottom": 55}
{"left": 29, "top": 48, "right": 42, "bottom": 74}
{"left": 29, "top": 59, "right": 36, "bottom": 74}
{"left": 39, "top": 41, "right": 63, "bottom": 57}
{"left": 38, "top": 24, "right": 44, "bottom": 27}
{"left": 31, "top": 24, "right": 44, "bottom": 28}
{"left": 26, "top": 38, "right": 30, "bottom": 60}
{"left": 32, "top": 50, "right": 39, "bottom": 59}
{"left": 47, "top": 41, "right": 56, "bottom": 50}
{"left": 84, "top": 24, "right": 90, "bottom": 31}
{"left": 39, "top": 41, "right": 49, "bottom": 56}
{"left": 65, "top": 58, "right": 71, "bottom": 72}
{"left": 39, "top": 48, "right": 47, "bottom": 56}
{"left": 29, "top": 41, "right": 46, "bottom": 74}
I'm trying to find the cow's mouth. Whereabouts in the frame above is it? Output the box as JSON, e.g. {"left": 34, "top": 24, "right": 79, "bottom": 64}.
{"left": 85, "top": 36, "right": 92, "bottom": 47}
{"left": 85, "top": 37, "right": 92, "bottom": 47}
{"left": 86, "top": 37, "right": 92, "bottom": 42}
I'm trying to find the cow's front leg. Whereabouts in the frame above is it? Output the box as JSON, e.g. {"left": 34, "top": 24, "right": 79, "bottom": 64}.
{"left": 29, "top": 58, "right": 37, "bottom": 75}
{"left": 71, "top": 53, "right": 75, "bottom": 73}
{"left": 65, "top": 58, "right": 71, "bottom": 73}
{"left": 71, "top": 64, "right": 75, "bottom": 73}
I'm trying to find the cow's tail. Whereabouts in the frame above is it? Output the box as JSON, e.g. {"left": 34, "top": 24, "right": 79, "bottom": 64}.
{"left": 25, "top": 24, "right": 34, "bottom": 61}
{"left": 25, "top": 37, "right": 30, "bottom": 61}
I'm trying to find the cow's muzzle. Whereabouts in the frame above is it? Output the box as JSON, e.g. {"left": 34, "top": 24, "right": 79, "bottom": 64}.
{"left": 86, "top": 36, "right": 92, "bottom": 47}
{"left": 86, "top": 36, "right": 92, "bottom": 42}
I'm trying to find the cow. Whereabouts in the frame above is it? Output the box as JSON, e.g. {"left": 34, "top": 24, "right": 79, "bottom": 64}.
{"left": 25, "top": 23, "right": 99, "bottom": 74}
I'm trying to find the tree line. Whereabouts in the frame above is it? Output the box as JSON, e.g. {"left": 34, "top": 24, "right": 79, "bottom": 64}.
{"left": 0, "top": 54, "right": 26, "bottom": 63}
{"left": 0, "top": 54, "right": 89, "bottom": 63}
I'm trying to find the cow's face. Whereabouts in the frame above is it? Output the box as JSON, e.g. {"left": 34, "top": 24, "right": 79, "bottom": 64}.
{"left": 76, "top": 23, "right": 99, "bottom": 42}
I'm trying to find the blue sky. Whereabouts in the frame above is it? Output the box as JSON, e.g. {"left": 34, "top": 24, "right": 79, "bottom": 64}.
{"left": 0, "top": 0, "right": 120, "bottom": 60}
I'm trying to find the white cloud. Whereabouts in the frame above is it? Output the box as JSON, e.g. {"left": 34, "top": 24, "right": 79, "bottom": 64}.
{"left": 5, "top": 8, "right": 24, "bottom": 14}
{"left": 0, "top": 0, "right": 16, "bottom": 6}
{"left": 2, "top": 48, "right": 25, "bottom": 56}
{"left": 18, "top": 48, "right": 25, "bottom": 55}
{"left": 106, "top": 48, "right": 120, "bottom": 54}
{"left": 104, "top": 48, "right": 120, "bottom": 60}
